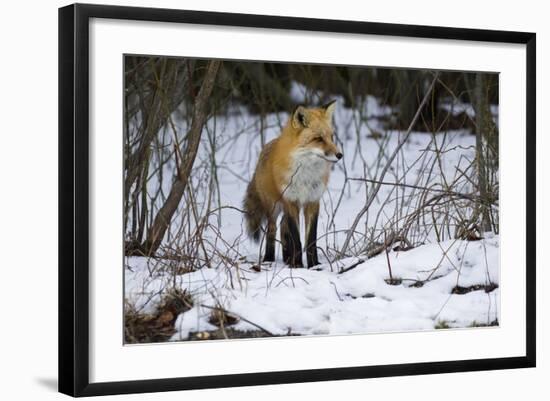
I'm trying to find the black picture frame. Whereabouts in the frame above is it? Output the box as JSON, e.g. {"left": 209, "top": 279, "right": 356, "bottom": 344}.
{"left": 59, "top": 3, "right": 536, "bottom": 397}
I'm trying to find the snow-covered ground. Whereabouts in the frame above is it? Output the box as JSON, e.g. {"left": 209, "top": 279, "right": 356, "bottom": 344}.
{"left": 125, "top": 83, "right": 500, "bottom": 341}
{"left": 126, "top": 235, "right": 498, "bottom": 339}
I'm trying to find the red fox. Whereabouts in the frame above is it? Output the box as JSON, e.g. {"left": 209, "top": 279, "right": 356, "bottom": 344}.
{"left": 243, "top": 101, "right": 342, "bottom": 268}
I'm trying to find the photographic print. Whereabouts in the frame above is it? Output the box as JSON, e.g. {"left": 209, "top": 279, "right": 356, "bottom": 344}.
{"left": 123, "top": 56, "right": 500, "bottom": 344}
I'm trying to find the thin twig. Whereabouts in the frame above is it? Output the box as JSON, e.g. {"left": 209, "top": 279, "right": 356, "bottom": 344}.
{"left": 338, "top": 259, "right": 366, "bottom": 274}
{"left": 339, "top": 72, "right": 440, "bottom": 257}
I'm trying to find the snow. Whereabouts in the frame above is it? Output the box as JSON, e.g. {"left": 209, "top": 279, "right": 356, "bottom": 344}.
{"left": 125, "top": 235, "right": 499, "bottom": 340}
{"left": 439, "top": 98, "right": 499, "bottom": 125}
{"left": 125, "top": 85, "right": 500, "bottom": 341}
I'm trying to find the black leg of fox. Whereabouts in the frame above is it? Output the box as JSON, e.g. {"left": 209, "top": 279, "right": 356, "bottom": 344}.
{"left": 305, "top": 202, "right": 320, "bottom": 267}
{"left": 281, "top": 213, "right": 303, "bottom": 267}
{"left": 306, "top": 217, "right": 319, "bottom": 268}
{"left": 263, "top": 217, "right": 276, "bottom": 262}
{"left": 281, "top": 216, "right": 290, "bottom": 263}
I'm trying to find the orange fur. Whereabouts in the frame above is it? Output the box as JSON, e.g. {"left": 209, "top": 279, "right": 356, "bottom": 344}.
{"left": 243, "top": 101, "right": 342, "bottom": 267}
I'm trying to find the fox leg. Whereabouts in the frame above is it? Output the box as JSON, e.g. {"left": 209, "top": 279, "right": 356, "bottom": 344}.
{"left": 281, "top": 217, "right": 290, "bottom": 263}
{"left": 281, "top": 203, "right": 303, "bottom": 268}
{"left": 305, "top": 202, "right": 320, "bottom": 267}
{"left": 263, "top": 215, "right": 276, "bottom": 262}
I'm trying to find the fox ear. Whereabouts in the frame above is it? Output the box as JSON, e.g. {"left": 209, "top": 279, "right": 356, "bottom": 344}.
{"left": 323, "top": 100, "right": 337, "bottom": 121}
{"left": 291, "top": 105, "right": 309, "bottom": 129}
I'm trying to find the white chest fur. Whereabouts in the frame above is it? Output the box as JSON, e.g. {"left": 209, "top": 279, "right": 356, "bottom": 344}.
{"left": 281, "top": 149, "right": 329, "bottom": 205}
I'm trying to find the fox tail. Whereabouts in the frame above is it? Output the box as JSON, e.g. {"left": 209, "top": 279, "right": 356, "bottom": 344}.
{"left": 243, "top": 179, "right": 264, "bottom": 242}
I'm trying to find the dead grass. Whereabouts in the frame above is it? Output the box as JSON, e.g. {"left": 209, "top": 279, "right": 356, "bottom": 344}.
{"left": 124, "top": 288, "right": 193, "bottom": 344}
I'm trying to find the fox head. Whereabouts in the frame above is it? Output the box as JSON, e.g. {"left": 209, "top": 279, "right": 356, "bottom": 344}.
{"left": 290, "top": 101, "right": 343, "bottom": 163}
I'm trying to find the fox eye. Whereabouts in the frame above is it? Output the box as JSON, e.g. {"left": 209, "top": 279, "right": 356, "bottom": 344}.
{"left": 314, "top": 137, "right": 324, "bottom": 143}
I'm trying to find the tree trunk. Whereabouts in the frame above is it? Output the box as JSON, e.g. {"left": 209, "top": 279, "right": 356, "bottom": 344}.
{"left": 141, "top": 60, "right": 222, "bottom": 255}
{"left": 467, "top": 73, "right": 497, "bottom": 232}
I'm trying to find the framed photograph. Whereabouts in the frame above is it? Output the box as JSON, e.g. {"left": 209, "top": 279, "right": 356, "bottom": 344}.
{"left": 59, "top": 3, "right": 536, "bottom": 397}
